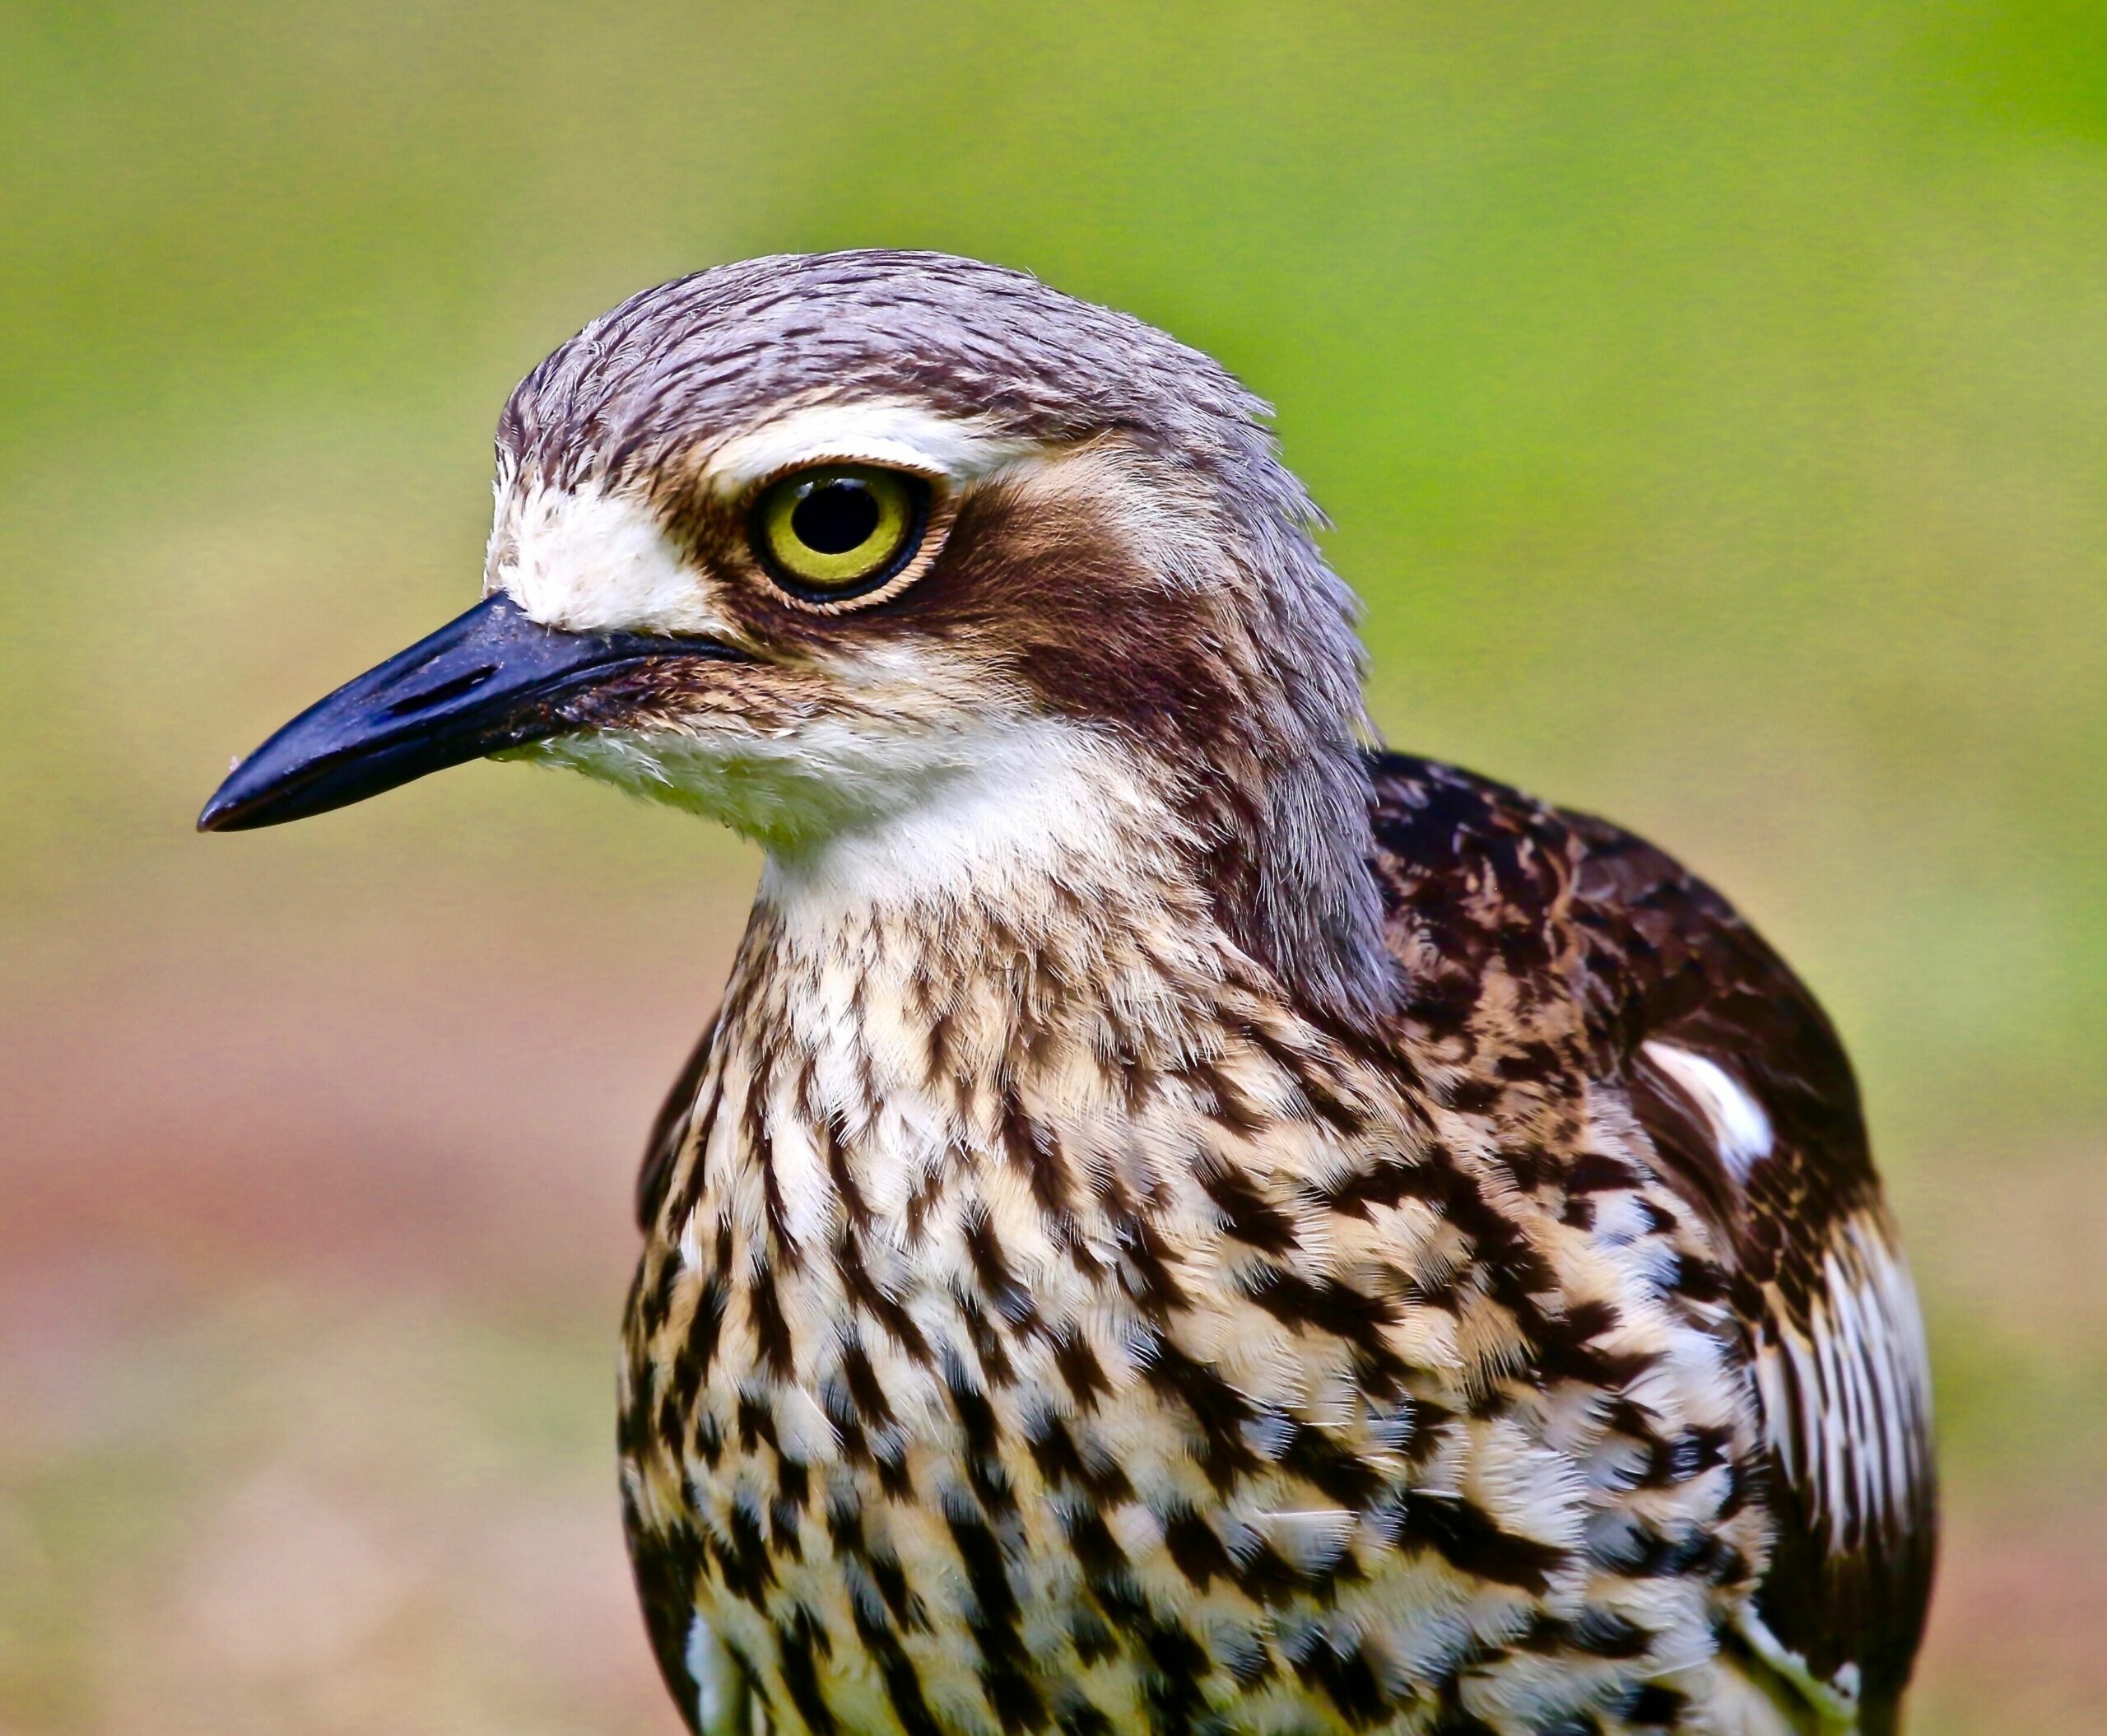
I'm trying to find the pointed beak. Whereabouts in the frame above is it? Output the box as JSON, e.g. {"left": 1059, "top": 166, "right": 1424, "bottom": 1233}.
{"left": 198, "top": 593, "right": 745, "bottom": 832}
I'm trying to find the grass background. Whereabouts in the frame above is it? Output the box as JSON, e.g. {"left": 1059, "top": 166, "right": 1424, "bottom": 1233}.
{"left": 2, "top": 2, "right": 2102, "bottom": 1729}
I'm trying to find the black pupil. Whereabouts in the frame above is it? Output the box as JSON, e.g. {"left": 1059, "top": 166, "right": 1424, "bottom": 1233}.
{"left": 792, "top": 479, "right": 881, "bottom": 555}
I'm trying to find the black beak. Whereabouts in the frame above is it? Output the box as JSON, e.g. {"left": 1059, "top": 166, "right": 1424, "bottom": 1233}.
{"left": 198, "top": 593, "right": 745, "bottom": 832}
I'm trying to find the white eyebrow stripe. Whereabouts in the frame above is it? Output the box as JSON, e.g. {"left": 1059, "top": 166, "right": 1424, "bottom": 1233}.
{"left": 700, "top": 398, "right": 1036, "bottom": 497}
{"left": 1640, "top": 1040, "right": 1775, "bottom": 1180}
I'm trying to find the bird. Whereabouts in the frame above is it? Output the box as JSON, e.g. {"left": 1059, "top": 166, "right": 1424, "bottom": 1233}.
{"left": 200, "top": 250, "right": 1935, "bottom": 1736}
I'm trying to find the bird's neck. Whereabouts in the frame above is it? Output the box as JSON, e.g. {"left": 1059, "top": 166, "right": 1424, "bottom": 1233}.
{"left": 747, "top": 721, "right": 1245, "bottom": 1054}
{"left": 691, "top": 743, "right": 1375, "bottom": 1266}
{"left": 742, "top": 714, "right": 1393, "bottom": 1040}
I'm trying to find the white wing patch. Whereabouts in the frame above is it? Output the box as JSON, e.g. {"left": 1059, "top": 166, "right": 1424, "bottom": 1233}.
{"left": 1739, "top": 1208, "right": 1933, "bottom": 1725}
{"left": 1641, "top": 1040, "right": 1774, "bottom": 1179}
{"left": 1754, "top": 1211, "right": 1933, "bottom": 1554}
{"left": 1735, "top": 1602, "right": 1863, "bottom": 1732}
{"left": 686, "top": 1613, "right": 751, "bottom": 1735}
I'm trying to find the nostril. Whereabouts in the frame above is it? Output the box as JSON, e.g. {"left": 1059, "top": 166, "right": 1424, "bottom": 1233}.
{"left": 386, "top": 663, "right": 498, "bottom": 718}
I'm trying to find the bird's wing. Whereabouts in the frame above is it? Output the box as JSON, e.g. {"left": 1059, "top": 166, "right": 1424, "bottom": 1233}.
{"left": 638, "top": 1011, "right": 719, "bottom": 1231}
{"left": 1365, "top": 754, "right": 1935, "bottom": 1729}
{"left": 1558, "top": 803, "right": 1937, "bottom": 1726}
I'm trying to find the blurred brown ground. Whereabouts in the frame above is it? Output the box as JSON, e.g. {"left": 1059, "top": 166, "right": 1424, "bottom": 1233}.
{"left": 4, "top": 3, "right": 2105, "bottom": 1731}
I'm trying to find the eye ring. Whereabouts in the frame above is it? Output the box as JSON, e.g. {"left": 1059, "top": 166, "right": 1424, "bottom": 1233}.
{"left": 749, "top": 463, "right": 932, "bottom": 604}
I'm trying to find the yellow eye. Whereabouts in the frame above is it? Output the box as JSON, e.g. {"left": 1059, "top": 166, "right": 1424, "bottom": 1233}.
{"left": 751, "top": 464, "right": 928, "bottom": 599}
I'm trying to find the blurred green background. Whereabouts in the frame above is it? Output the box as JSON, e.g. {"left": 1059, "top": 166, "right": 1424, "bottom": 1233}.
{"left": 2, "top": 2, "right": 2102, "bottom": 1731}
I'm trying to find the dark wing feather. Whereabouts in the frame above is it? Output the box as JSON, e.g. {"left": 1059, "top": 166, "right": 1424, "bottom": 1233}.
{"left": 1564, "top": 808, "right": 1937, "bottom": 1724}
{"left": 637, "top": 1012, "right": 719, "bottom": 1232}
{"left": 627, "top": 1009, "right": 728, "bottom": 1734}
{"left": 1366, "top": 754, "right": 1935, "bottom": 1727}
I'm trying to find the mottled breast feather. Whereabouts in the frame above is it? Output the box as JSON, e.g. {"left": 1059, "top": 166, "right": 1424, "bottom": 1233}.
{"left": 1368, "top": 753, "right": 1936, "bottom": 1729}
{"left": 621, "top": 750, "right": 1932, "bottom": 1736}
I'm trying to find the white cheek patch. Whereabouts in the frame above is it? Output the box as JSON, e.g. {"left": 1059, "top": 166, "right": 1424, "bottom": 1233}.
{"left": 1640, "top": 1041, "right": 1774, "bottom": 1180}
{"left": 491, "top": 482, "right": 742, "bottom": 639}
{"left": 699, "top": 397, "right": 1033, "bottom": 498}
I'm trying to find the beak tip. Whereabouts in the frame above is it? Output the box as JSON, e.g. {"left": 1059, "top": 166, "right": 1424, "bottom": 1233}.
{"left": 198, "top": 755, "right": 278, "bottom": 832}
{"left": 196, "top": 784, "right": 247, "bottom": 833}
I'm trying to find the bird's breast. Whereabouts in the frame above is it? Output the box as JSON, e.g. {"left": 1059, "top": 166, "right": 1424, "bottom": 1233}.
{"left": 616, "top": 949, "right": 1771, "bottom": 1735}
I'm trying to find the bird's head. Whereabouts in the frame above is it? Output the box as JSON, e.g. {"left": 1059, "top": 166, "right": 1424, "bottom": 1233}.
{"left": 201, "top": 252, "right": 1393, "bottom": 1021}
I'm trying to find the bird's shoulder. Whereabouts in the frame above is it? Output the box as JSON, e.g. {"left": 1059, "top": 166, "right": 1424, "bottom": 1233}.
{"left": 1365, "top": 750, "right": 1935, "bottom": 1726}
{"left": 637, "top": 1009, "right": 719, "bottom": 1233}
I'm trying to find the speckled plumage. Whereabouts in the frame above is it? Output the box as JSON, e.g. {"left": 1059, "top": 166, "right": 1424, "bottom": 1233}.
{"left": 547, "top": 255, "right": 1937, "bottom": 1736}
{"left": 617, "top": 750, "right": 1930, "bottom": 1736}
{"left": 205, "top": 251, "right": 1935, "bottom": 1736}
